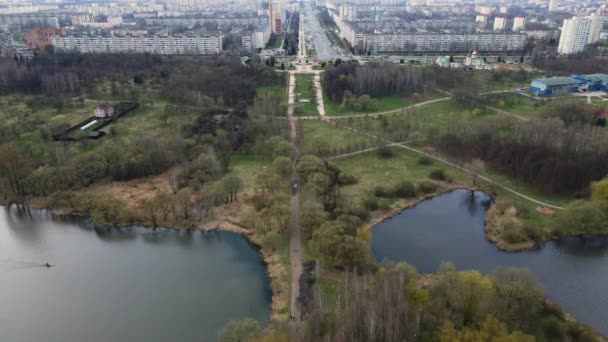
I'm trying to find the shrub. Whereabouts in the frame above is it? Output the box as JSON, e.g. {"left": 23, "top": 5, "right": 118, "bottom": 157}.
{"left": 429, "top": 169, "right": 447, "bottom": 181}
{"left": 376, "top": 145, "right": 394, "bottom": 159}
{"left": 374, "top": 186, "right": 388, "bottom": 197}
{"left": 393, "top": 180, "right": 416, "bottom": 198}
{"left": 501, "top": 227, "right": 527, "bottom": 244}
{"left": 418, "top": 156, "right": 433, "bottom": 165}
{"left": 363, "top": 197, "right": 379, "bottom": 211}
{"left": 522, "top": 224, "right": 542, "bottom": 242}
{"left": 418, "top": 180, "right": 438, "bottom": 194}
{"left": 338, "top": 172, "right": 358, "bottom": 185}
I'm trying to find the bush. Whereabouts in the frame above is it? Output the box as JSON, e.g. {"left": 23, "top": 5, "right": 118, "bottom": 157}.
{"left": 501, "top": 227, "right": 527, "bottom": 244}
{"left": 418, "top": 180, "right": 439, "bottom": 194}
{"left": 522, "top": 224, "right": 542, "bottom": 242}
{"left": 374, "top": 186, "right": 388, "bottom": 197}
{"left": 393, "top": 180, "right": 416, "bottom": 198}
{"left": 376, "top": 145, "right": 394, "bottom": 159}
{"left": 363, "top": 197, "right": 380, "bottom": 211}
{"left": 429, "top": 169, "right": 447, "bottom": 181}
{"left": 338, "top": 172, "right": 358, "bottom": 185}
{"left": 418, "top": 156, "right": 433, "bottom": 165}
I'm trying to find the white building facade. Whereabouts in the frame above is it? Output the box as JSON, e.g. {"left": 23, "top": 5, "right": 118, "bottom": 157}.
{"left": 557, "top": 15, "right": 604, "bottom": 54}
{"left": 52, "top": 35, "right": 223, "bottom": 55}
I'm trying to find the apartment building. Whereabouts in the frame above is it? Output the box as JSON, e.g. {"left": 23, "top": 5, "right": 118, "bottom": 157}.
{"left": 557, "top": 15, "right": 604, "bottom": 54}
{"left": 330, "top": 11, "right": 526, "bottom": 53}
{"left": 513, "top": 16, "right": 526, "bottom": 31}
{"left": 25, "top": 28, "right": 63, "bottom": 49}
{"left": 51, "top": 34, "right": 223, "bottom": 55}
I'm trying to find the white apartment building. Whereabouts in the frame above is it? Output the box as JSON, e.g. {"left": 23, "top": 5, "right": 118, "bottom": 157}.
{"left": 513, "top": 16, "right": 526, "bottom": 31}
{"left": 51, "top": 35, "right": 223, "bottom": 55}
{"left": 557, "top": 15, "right": 604, "bottom": 54}
{"left": 475, "top": 14, "right": 488, "bottom": 25}
{"left": 331, "top": 10, "right": 525, "bottom": 53}
{"left": 339, "top": 3, "right": 357, "bottom": 21}
{"left": 548, "top": 0, "right": 558, "bottom": 12}
{"left": 493, "top": 16, "right": 506, "bottom": 31}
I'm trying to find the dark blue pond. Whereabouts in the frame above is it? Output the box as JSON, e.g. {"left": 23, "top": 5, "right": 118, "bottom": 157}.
{"left": 372, "top": 189, "right": 608, "bottom": 335}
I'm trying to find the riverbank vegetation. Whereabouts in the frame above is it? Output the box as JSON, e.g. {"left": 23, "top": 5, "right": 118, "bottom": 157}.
{"left": 2, "top": 54, "right": 607, "bottom": 340}
{"left": 303, "top": 263, "right": 600, "bottom": 341}
{"left": 0, "top": 53, "right": 296, "bottom": 324}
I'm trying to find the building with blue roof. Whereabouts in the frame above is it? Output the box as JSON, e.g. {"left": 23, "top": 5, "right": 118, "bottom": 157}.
{"left": 530, "top": 77, "right": 580, "bottom": 96}
{"left": 571, "top": 74, "right": 608, "bottom": 92}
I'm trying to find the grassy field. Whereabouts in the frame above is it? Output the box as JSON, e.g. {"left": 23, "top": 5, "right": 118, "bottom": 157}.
{"left": 301, "top": 120, "right": 375, "bottom": 156}
{"left": 295, "top": 74, "right": 318, "bottom": 116}
{"left": 334, "top": 147, "right": 467, "bottom": 205}
{"left": 482, "top": 93, "right": 594, "bottom": 119}
{"left": 482, "top": 92, "right": 541, "bottom": 118}
{"left": 332, "top": 143, "right": 562, "bottom": 240}
{"left": 475, "top": 71, "right": 539, "bottom": 93}
{"left": 295, "top": 74, "right": 314, "bottom": 100}
{"left": 325, "top": 91, "right": 445, "bottom": 116}
{"left": 230, "top": 153, "right": 274, "bottom": 189}
{"left": 414, "top": 99, "right": 496, "bottom": 131}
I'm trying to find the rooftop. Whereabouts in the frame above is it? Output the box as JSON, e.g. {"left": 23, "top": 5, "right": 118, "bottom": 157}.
{"left": 533, "top": 77, "right": 579, "bottom": 86}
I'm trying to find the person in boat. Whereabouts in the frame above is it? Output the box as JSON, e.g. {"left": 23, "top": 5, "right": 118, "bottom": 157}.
{"left": 44, "top": 262, "right": 53, "bottom": 268}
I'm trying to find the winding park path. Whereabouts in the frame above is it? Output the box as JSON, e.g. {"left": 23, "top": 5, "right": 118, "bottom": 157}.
{"left": 284, "top": 67, "right": 563, "bottom": 342}
{"left": 328, "top": 120, "right": 565, "bottom": 210}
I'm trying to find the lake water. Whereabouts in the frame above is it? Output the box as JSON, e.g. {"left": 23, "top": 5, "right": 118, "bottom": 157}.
{"left": 0, "top": 206, "right": 271, "bottom": 342}
{"left": 371, "top": 189, "right": 608, "bottom": 335}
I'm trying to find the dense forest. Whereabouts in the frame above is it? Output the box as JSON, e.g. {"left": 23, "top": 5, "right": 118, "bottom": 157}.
{"left": 301, "top": 263, "right": 599, "bottom": 342}
{"left": 322, "top": 63, "right": 430, "bottom": 104}
{"left": 435, "top": 104, "right": 608, "bottom": 195}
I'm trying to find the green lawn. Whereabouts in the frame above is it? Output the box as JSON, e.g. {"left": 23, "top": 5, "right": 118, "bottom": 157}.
{"left": 333, "top": 147, "right": 465, "bottom": 205}
{"left": 230, "top": 153, "right": 274, "bottom": 189}
{"left": 482, "top": 93, "right": 594, "bottom": 119}
{"left": 482, "top": 93, "right": 542, "bottom": 118}
{"left": 325, "top": 91, "right": 445, "bottom": 117}
{"left": 413, "top": 99, "right": 495, "bottom": 132}
{"left": 475, "top": 70, "right": 540, "bottom": 93}
{"left": 295, "top": 74, "right": 318, "bottom": 116}
{"left": 301, "top": 120, "right": 375, "bottom": 157}
{"left": 295, "top": 74, "right": 314, "bottom": 101}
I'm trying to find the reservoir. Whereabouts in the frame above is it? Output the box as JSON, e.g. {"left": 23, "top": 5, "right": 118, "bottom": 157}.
{"left": 372, "top": 189, "right": 608, "bottom": 335}
{"left": 0, "top": 206, "right": 271, "bottom": 342}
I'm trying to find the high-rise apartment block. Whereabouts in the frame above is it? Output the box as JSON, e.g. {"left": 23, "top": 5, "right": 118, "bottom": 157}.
{"left": 513, "top": 16, "right": 526, "bottom": 31}
{"left": 493, "top": 16, "right": 506, "bottom": 31}
{"left": 557, "top": 15, "right": 604, "bottom": 54}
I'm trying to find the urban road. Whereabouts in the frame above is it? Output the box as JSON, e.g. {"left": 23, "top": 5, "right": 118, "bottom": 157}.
{"left": 303, "top": 2, "right": 339, "bottom": 61}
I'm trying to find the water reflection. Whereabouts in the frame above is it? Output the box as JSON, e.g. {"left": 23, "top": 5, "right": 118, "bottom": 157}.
{"left": 372, "top": 189, "right": 608, "bottom": 335}
{"left": 0, "top": 206, "right": 271, "bottom": 342}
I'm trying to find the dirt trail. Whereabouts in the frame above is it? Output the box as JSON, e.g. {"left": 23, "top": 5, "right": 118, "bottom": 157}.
{"left": 287, "top": 71, "right": 304, "bottom": 341}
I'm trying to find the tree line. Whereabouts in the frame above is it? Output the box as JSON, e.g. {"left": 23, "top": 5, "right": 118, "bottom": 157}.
{"left": 435, "top": 117, "right": 608, "bottom": 195}
{"left": 322, "top": 63, "right": 429, "bottom": 104}
{"left": 302, "top": 263, "right": 600, "bottom": 342}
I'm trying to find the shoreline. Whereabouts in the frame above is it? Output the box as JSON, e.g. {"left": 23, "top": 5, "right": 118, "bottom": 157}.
{"left": 365, "top": 186, "right": 605, "bottom": 253}
{"left": 365, "top": 188, "right": 608, "bottom": 340}
{"left": 6, "top": 202, "right": 287, "bottom": 324}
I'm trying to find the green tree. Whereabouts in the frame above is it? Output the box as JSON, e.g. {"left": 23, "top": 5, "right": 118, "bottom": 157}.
{"left": 311, "top": 217, "right": 369, "bottom": 269}
{"left": 272, "top": 156, "right": 292, "bottom": 178}
{"left": 296, "top": 155, "right": 325, "bottom": 182}
{"left": 220, "top": 174, "right": 243, "bottom": 203}
{"left": 439, "top": 315, "right": 535, "bottom": 342}
{"left": 0, "top": 143, "right": 31, "bottom": 202}
{"left": 591, "top": 177, "right": 608, "bottom": 201}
